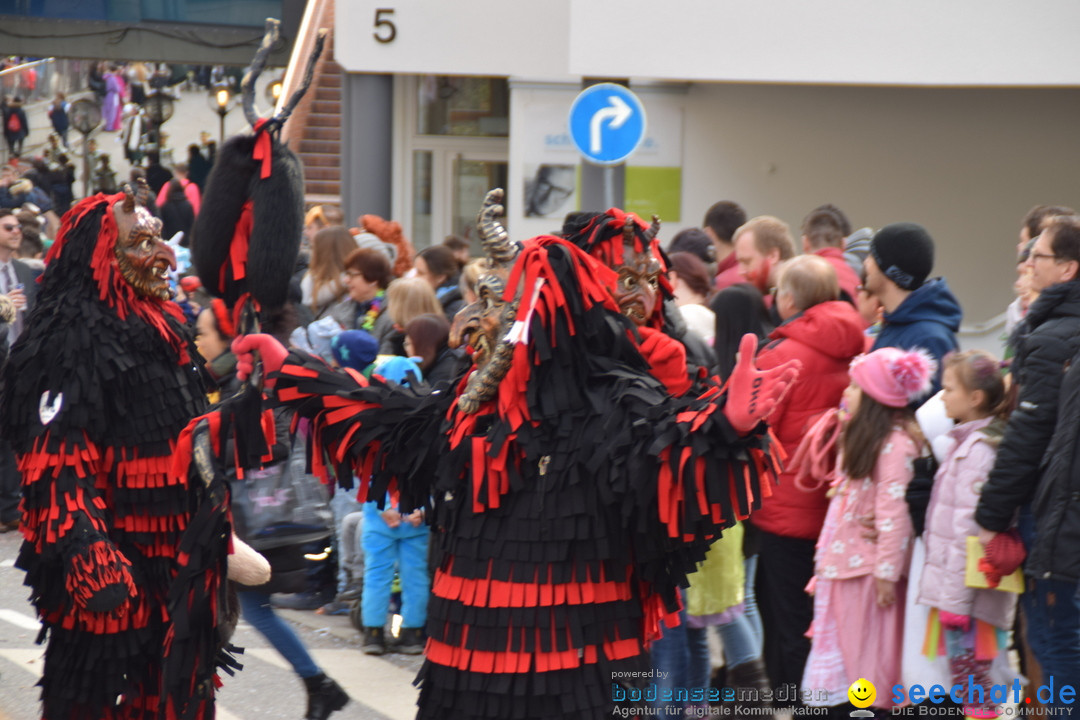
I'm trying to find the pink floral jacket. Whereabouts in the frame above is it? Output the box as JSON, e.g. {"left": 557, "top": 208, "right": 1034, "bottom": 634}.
{"left": 814, "top": 427, "right": 919, "bottom": 583}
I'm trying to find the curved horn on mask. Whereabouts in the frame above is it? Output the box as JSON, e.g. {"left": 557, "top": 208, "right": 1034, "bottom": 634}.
{"left": 239, "top": 18, "right": 326, "bottom": 133}
{"left": 241, "top": 18, "right": 281, "bottom": 128}
{"left": 135, "top": 177, "right": 150, "bottom": 205}
{"left": 645, "top": 214, "right": 661, "bottom": 243}
{"left": 121, "top": 183, "right": 136, "bottom": 213}
{"left": 477, "top": 188, "right": 520, "bottom": 267}
{"left": 622, "top": 214, "right": 637, "bottom": 247}
{"left": 273, "top": 29, "right": 327, "bottom": 128}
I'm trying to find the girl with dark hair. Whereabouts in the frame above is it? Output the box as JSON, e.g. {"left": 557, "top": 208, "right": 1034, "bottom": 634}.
{"left": 801, "top": 347, "right": 932, "bottom": 716}
{"left": 415, "top": 245, "right": 464, "bottom": 318}
{"left": 668, "top": 251, "right": 716, "bottom": 345}
{"left": 404, "top": 313, "right": 463, "bottom": 385}
{"left": 917, "top": 351, "right": 1014, "bottom": 719}
{"left": 710, "top": 283, "right": 772, "bottom": 380}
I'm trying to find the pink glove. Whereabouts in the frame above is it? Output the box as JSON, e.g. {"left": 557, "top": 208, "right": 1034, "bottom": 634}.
{"left": 723, "top": 333, "right": 801, "bottom": 435}
{"left": 938, "top": 610, "right": 972, "bottom": 632}
{"left": 231, "top": 334, "right": 289, "bottom": 387}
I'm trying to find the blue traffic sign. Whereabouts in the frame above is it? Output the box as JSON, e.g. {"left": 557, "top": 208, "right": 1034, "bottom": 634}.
{"left": 568, "top": 83, "right": 646, "bottom": 165}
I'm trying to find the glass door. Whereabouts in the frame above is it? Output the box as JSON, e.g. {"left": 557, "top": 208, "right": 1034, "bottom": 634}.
{"left": 397, "top": 75, "right": 509, "bottom": 250}
{"left": 452, "top": 155, "right": 508, "bottom": 249}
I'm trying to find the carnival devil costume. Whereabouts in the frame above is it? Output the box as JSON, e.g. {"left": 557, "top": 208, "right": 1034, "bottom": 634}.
{"left": 562, "top": 208, "right": 705, "bottom": 394}
{"left": 0, "top": 187, "right": 223, "bottom": 719}
{"left": 0, "top": 17, "right": 323, "bottom": 718}
{"left": 233, "top": 191, "right": 799, "bottom": 719}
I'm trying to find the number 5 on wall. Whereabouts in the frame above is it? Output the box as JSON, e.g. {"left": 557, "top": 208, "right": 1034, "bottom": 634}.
{"left": 374, "top": 8, "right": 397, "bottom": 43}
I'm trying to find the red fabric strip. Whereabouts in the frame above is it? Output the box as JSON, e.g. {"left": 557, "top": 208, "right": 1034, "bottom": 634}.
{"left": 252, "top": 121, "right": 272, "bottom": 179}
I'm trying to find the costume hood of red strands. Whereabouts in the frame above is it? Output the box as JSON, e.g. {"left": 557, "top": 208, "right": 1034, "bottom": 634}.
{"left": 564, "top": 207, "right": 673, "bottom": 328}
{"left": 45, "top": 192, "right": 190, "bottom": 363}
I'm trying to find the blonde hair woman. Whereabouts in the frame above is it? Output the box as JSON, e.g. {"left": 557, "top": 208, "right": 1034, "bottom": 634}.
{"left": 387, "top": 277, "right": 445, "bottom": 329}
{"left": 459, "top": 258, "right": 486, "bottom": 305}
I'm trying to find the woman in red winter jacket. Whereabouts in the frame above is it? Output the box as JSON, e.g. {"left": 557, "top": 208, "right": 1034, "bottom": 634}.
{"left": 750, "top": 255, "right": 867, "bottom": 695}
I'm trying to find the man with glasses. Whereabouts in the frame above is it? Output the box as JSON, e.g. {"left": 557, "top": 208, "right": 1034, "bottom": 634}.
{"left": 977, "top": 214, "right": 1080, "bottom": 707}
{"left": 0, "top": 206, "right": 40, "bottom": 533}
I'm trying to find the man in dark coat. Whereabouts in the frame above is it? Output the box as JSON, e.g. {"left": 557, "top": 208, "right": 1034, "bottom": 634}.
{"left": 976, "top": 214, "right": 1080, "bottom": 707}
{"left": 0, "top": 207, "right": 39, "bottom": 533}
{"left": 864, "top": 222, "right": 961, "bottom": 395}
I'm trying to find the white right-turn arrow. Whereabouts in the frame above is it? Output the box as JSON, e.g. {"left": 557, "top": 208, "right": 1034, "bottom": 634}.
{"left": 589, "top": 95, "right": 633, "bottom": 155}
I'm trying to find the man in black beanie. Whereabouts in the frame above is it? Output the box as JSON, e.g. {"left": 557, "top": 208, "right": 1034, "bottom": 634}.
{"left": 864, "top": 221, "right": 961, "bottom": 394}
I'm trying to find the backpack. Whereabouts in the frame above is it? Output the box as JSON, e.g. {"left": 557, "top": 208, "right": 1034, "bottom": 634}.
{"left": 6, "top": 112, "right": 21, "bottom": 134}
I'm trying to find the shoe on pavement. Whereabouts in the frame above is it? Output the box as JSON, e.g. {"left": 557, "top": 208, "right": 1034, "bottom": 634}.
{"left": 362, "top": 626, "right": 386, "bottom": 655}
{"left": 303, "top": 673, "right": 349, "bottom": 720}
{"left": 395, "top": 627, "right": 425, "bottom": 655}
{"left": 0, "top": 518, "right": 20, "bottom": 534}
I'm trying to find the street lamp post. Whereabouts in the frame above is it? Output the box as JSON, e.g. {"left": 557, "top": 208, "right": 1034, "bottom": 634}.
{"left": 215, "top": 87, "right": 229, "bottom": 145}
{"left": 266, "top": 78, "right": 283, "bottom": 108}
{"left": 207, "top": 83, "right": 238, "bottom": 146}
{"left": 145, "top": 68, "right": 175, "bottom": 157}
{"left": 69, "top": 99, "right": 102, "bottom": 198}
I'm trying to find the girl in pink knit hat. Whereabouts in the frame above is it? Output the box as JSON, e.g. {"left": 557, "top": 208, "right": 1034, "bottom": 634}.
{"left": 801, "top": 346, "right": 935, "bottom": 715}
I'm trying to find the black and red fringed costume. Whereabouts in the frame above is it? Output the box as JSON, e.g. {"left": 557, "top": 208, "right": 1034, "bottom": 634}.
{"left": 1, "top": 193, "right": 223, "bottom": 720}
{"left": 267, "top": 229, "right": 784, "bottom": 719}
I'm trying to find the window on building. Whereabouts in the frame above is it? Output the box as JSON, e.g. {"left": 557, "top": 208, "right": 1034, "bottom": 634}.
{"left": 416, "top": 76, "right": 509, "bottom": 137}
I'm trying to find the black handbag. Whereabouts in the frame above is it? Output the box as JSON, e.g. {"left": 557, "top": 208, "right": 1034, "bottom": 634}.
{"left": 230, "top": 437, "right": 333, "bottom": 551}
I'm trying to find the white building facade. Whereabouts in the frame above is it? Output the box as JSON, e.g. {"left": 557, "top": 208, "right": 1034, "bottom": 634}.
{"left": 335, "top": 0, "right": 1080, "bottom": 347}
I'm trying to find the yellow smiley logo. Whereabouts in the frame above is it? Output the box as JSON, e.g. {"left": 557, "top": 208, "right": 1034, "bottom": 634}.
{"left": 848, "top": 678, "right": 876, "bottom": 708}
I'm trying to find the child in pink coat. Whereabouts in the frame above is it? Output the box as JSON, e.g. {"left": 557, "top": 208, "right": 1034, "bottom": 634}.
{"left": 802, "top": 347, "right": 933, "bottom": 713}
{"left": 918, "top": 351, "right": 1015, "bottom": 719}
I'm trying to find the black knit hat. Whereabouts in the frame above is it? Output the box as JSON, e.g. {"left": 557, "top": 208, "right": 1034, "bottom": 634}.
{"left": 870, "top": 222, "right": 934, "bottom": 290}
{"left": 668, "top": 228, "right": 716, "bottom": 265}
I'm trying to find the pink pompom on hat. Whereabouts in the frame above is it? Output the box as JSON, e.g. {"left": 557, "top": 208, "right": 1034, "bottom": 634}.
{"left": 849, "top": 346, "right": 936, "bottom": 408}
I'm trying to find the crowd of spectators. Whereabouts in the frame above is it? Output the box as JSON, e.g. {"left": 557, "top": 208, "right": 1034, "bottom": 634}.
{"left": 1, "top": 126, "right": 1077, "bottom": 717}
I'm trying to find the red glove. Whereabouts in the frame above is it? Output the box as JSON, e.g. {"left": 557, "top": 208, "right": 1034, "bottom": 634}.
{"left": 231, "top": 334, "right": 289, "bottom": 387}
{"left": 723, "top": 333, "right": 801, "bottom": 435}
{"left": 938, "top": 610, "right": 972, "bottom": 632}
{"left": 637, "top": 327, "right": 692, "bottom": 397}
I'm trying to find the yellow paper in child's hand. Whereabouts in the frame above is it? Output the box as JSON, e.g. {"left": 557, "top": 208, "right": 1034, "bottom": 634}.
{"left": 964, "top": 536, "right": 1023, "bottom": 593}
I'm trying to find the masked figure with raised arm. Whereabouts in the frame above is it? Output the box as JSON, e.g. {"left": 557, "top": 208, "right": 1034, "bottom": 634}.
{"left": 233, "top": 190, "right": 799, "bottom": 720}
